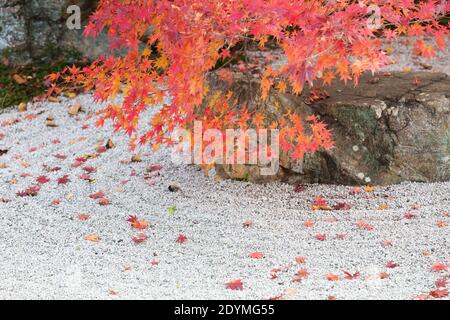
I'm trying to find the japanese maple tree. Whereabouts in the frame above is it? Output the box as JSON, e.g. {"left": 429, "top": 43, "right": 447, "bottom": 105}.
{"left": 48, "top": 0, "right": 449, "bottom": 159}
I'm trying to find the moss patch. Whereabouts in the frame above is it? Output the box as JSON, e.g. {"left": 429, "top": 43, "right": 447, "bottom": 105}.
{"left": 0, "top": 48, "right": 86, "bottom": 109}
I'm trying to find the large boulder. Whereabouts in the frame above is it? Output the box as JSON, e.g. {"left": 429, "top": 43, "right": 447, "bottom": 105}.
{"left": 0, "top": 0, "right": 103, "bottom": 64}
{"left": 214, "top": 71, "right": 450, "bottom": 185}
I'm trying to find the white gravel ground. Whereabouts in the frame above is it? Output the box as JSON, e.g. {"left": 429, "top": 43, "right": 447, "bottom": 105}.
{"left": 0, "top": 42, "right": 449, "bottom": 300}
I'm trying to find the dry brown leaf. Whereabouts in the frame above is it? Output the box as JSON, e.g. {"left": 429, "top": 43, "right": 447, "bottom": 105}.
{"left": 105, "top": 139, "right": 115, "bottom": 149}
{"left": 12, "top": 74, "right": 27, "bottom": 85}
{"left": 48, "top": 96, "right": 62, "bottom": 103}
{"left": 131, "top": 154, "right": 142, "bottom": 162}
{"left": 68, "top": 102, "right": 82, "bottom": 116}
{"left": 84, "top": 234, "right": 100, "bottom": 242}
{"left": 18, "top": 102, "right": 27, "bottom": 112}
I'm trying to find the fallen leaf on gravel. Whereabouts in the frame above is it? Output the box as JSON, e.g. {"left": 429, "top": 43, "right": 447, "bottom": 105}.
{"left": 331, "top": 233, "right": 344, "bottom": 240}
{"left": 0, "top": 163, "right": 6, "bottom": 169}
{"left": 225, "top": 279, "right": 243, "bottom": 290}
{"left": 122, "top": 266, "right": 132, "bottom": 272}
{"left": 46, "top": 116, "right": 58, "bottom": 127}
{"left": 386, "top": 261, "right": 399, "bottom": 269}
{"left": 95, "top": 146, "right": 107, "bottom": 153}
{"left": 429, "top": 289, "right": 448, "bottom": 298}
{"left": 68, "top": 102, "right": 81, "bottom": 116}
{"left": 65, "top": 193, "right": 74, "bottom": 201}
{"left": 304, "top": 220, "right": 315, "bottom": 228}
{"left": 36, "top": 176, "right": 50, "bottom": 184}
{"left": 243, "top": 220, "right": 253, "bottom": 228}
{"left": 435, "top": 279, "right": 447, "bottom": 287}
{"left": 98, "top": 198, "right": 111, "bottom": 206}
{"left": 168, "top": 185, "right": 180, "bottom": 192}
{"left": 382, "top": 240, "right": 393, "bottom": 247}
{"left": 176, "top": 234, "right": 188, "bottom": 244}
{"left": 343, "top": 271, "right": 360, "bottom": 280}
{"left": 132, "top": 234, "right": 148, "bottom": 244}
{"left": 167, "top": 206, "right": 177, "bottom": 215}
{"left": 326, "top": 274, "right": 340, "bottom": 281}
{"left": 150, "top": 259, "right": 160, "bottom": 266}
{"left": 422, "top": 250, "right": 432, "bottom": 257}
{"left": 364, "top": 185, "right": 375, "bottom": 193}
{"left": 377, "top": 203, "right": 389, "bottom": 210}
{"left": 314, "top": 234, "right": 327, "bottom": 241}
{"left": 147, "top": 165, "right": 162, "bottom": 172}
{"left": 312, "top": 196, "right": 332, "bottom": 210}
{"left": 404, "top": 212, "right": 415, "bottom": 219}
{"left": 16, "top": 185, "right": 40, "bottom": 197}
{"left": 131, "top": 154, "right": 142, "bottom": 162}
{"left": 84, "top": 234, "right": 100, "bottom": 242}
{"left": 436, "top": 220, "right": 448, "bottom": 228}
{"left": 356, "top": 220, "right": 374, "bottom": 231}
{"left": 82, "top": 166, "right": 97, "bottom": 173}
{"left": 0, "top": 149, "right": 9, "bottom": 156}
{"left": 89, "top": 191, "right": 105, "bottom": 199}
{"left": 295, "top": 269, "right": 309, "bottom": 279}
{"left": 105, "top": 139, "right": 115, "bottom": 149}
{"left": 20, "top": 159, "right": 30, "bottom": 168}
{"left": 295, "top": 257, "right": 306, "bottom": 264}
{"left": 416, "top": 294, "right": 430, "bottom": 300}
{"left": 379, "top": 272, "right": 390, "bottom": 279}
{"left": 333, "top": 202, "right": 352, "bottom": 210}
{"left": 249, "top": 252, "right": 264, "bottom": 259}
{"left": 294, "top": 184, "right": 305, "bottom": 192}
{"left": 57, "top": 175, "right": 70, "bottom": 185}
{"left": 108, "top": 289, "right": 118, "bottom": 296}
{"left": 431, "top": 263, "right": 448, "bottom": 272}
{"left": 18, "top": 102, "right": 27, "bottom": 112}
{"left": 350, "top": 187, "right": 362, "bottom": 195}
{"left": 78, "top": 174, "right": 93, "bottom": 182}
{"left": 43, "top": 165, "right": 61, "bottom": 172}
{"left": 78, "top": 214, "right": 91, "bottom": 220}
{"left": 127, "top": 215, "right": 150, "bottom": 230}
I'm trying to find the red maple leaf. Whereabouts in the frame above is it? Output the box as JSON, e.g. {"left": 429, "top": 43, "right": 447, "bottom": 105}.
{"left": 36, "top": 176, "right": 50, "bottom": 184}
{"left": 225, "top": 279, "right": 243, "bottom": 290}
{"left": 89, "top": 191, "right": 105, "bottom": 199}
{"left": 53, "top": 154, "right": 67, "bottom": 160}
{"left": 57, "top": 175, "right": 70, "bottom": 185}
{"left": 176, "top": 234, "right": 188, "bottom": 244}
{"left": 16, "top": 185, "right": 40, "bottom": 197}
{"left": 43, "top": 165, "right": 61, "bottom": 172}
{"left": 431, "top": 262, "right": 448, "bottom": 272}
{"left": 248, "top": 251, "right": 265, "bottom": 259}
{"left": 82, "top": 166, "right": 97, "bottom": 173}
{"left": 333, "top": 202, "right": 352, "bottom": 210}
{"left": 127, "top": 215, "right": 149, "bottom": 230}
{"left": 429, "top": 289, "right": 448, "bottom": 299}
{"left": 386, "top": 261, "right": 399, "bottom": 269}
{"left": 356, "top": 220, "right": 374, "bottom": 231}
{"left": 404, "top": 212, "right": 415, "bottom": 219}
{"left": 78, "top": 213, "right": 91, "bottom": 220}
{"left": 132, "top": 233, "right": 148, "bottom": 244}
{"left": 98, "top": 198, "right": 111, "bottom": 206}
{"left": 148, "top": 165, "right": 162, "bottom": 172}
{"left": 435, "top": 279, "right": 447, "bottom": 288}
{"left": 314, "top": 234, "right": 327, "bottom": 241}
{"left": 343, "top": 271, "right": 360, "bottom": 280}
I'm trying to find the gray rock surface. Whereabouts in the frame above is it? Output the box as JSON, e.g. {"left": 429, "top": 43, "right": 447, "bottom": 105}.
{"left": 214, "top": 72, "right": 450, "bottom": 185}
{"left": 0, "top": 0, "right": 102, "bottom": 64}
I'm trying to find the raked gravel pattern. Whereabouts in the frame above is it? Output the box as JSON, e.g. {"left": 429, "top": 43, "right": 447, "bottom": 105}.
{"left": 0, "top": 94, "right": 448, "bottom": 300}
{"left": 0, "top": 42, "right": 449, "bottom": 299}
